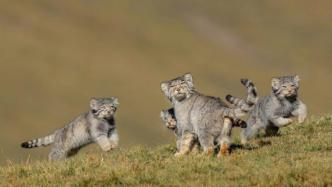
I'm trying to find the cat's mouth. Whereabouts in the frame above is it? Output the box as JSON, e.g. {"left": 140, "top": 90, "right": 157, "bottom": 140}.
{"left": 285, "top": 94, "right": 297, "bottom": 102}
{"left": 103, "top": 114, "right": 114, "bottom": 120}
{"left": 285, "top": 92, "right": 297, "bottom": 97}
{"left": 173, "top": 93, "right": 187, "bottom": 101}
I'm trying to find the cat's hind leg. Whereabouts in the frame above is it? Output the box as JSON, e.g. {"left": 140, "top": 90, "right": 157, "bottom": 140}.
{"left": 48, "top": 145, "right": 67, "bottom": 161}
{"left": 218, "top": 118, "right": 232, "bottom": 157}
{"left": 198, "top": 132, "right": 215, "bottom": 156}
{"left": 241, "top": 118, "right": 264, "bottom": 144}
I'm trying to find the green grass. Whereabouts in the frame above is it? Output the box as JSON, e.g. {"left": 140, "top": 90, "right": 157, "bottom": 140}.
{"left": 1, "top": 116, "right": 331, "bottom": 186}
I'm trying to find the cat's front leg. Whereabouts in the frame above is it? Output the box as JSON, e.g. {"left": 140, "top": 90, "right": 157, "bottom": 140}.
{"left": 95, "top": 135, "right": 112, "bottom": 152}
{"left": 174, "top": 131, "right": 195, "bottom": 157}
{"left": 292, "top": 101, "right": 308, "bottom": 124}
{"left": 108, "top": 129, "right": 119, "bottom": 149}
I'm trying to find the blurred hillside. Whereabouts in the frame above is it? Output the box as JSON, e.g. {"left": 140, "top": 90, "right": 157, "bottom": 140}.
{"left": 0, "top": 0, "right": 331, "bottom": 163}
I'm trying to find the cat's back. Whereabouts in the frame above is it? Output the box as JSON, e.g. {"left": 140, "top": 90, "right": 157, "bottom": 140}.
{"left": 187, "top": 94, "right": 227, "bottom": 123}
{"left": 63, "top": 112, "right": 89, "bottom": 128}
{"left": 57, "top": 112, "right": 91, "bottom": 140}
{"left": 251, "top": 94, "right": 284, "bottom": 118}
{"left": 175, "top": 93, "right": 227, "bottom": 122}
{"left": 195, "top": 94, "right": 228, "bottom": 111}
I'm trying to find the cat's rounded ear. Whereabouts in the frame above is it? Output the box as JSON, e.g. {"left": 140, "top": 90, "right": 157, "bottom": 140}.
{"left": 184, "top": 73, "right": 194, "bottom": 88}
{"left": 112, "top": 97, "right": 119, "bottom": 107}
{"left": 161, "top": 82, "right": 169, "bottom": 95}
{"left": 90, "top": 98, "right": 99, "bottom": 110}
{"left": 271, "top": 78, "right": 280, "bottom": 89}
{"left": 294, "top": 75, "right": 300, "bottom": 82}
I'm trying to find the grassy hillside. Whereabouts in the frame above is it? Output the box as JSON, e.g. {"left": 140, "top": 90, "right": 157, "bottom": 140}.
{"left": 1, "top": 116, "right": 331, "bottom": 186}
{"left": 0, "top": 0, "right": 332, "bottom": 163}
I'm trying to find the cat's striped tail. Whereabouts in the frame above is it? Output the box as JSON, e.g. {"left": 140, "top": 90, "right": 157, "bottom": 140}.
{"left": 232, "top": 118, "right": 247, "bottom": 128}
{"left": 21, "top": 134, "right": 55, "bottom": 148}
{"left": 221, "top": 107, "right": 248, "bottom": 119}
{"left": 226, "top": 78, "right": 258, "bottom": 112}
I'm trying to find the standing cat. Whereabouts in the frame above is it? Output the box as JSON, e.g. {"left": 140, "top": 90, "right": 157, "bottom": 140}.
{"left": 161, "top": 73, "right": 247, "bottom": 157}
{"left": 160, "top": 108, "right": 247, "bottom": 155}
{"left": 21, "top": 97, "right": 120, "bottom": 160}
{"left": 226, "top": 75, "right": 307, "bottom": 144}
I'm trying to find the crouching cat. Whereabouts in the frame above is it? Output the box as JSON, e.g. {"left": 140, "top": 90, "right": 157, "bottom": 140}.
{"left": 226, "top": 75, "right": 307, "bottom": 144}
{"left": 160, "top": 73, "right": 249, "bottom": 157}
{"left": 21, "top": 97, "right": 120, "bottom": 161}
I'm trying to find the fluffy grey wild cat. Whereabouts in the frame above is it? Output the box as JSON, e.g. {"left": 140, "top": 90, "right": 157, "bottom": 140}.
{"left": 226, "top": 75, "right": 307, "bottom": 144}
{"left": 160, "top": 108, "right": 247, "bottom": 155}
{"left": 160, "top": 73, "right": 248, "bottom": 157}
{"left": 21, "top": 97, "right": 120, "bottom": 161}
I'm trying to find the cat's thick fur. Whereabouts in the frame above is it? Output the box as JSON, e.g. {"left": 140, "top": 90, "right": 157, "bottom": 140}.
{"left": 21, "top": 98, "right": 120, "bottom": 160}
{"left": 160, "top": 108, "right": 247, "bottom": 155}
{"left": 161, "top": 73, "right": 246, "bottom": 157}
{"left": 227, "top": 75, "right": 307, "bottom": 144}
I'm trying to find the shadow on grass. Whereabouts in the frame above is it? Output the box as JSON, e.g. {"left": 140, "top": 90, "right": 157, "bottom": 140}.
{"left": 229, "top": 139, "right": 272, "bottom": 153}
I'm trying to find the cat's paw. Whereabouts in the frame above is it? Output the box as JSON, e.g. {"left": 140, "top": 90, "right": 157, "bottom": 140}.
{"left": 298, "top": 115, "right": 307, "bottom": 124}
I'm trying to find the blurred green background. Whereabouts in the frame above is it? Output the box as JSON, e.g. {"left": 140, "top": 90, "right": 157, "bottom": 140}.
{"left": 0, "top": 0, "right": 331, "bottom": 164}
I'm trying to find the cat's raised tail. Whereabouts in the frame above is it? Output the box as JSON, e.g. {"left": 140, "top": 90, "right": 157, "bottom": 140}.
{"left": 226, "top": 78, "right": 258, "bottom": 112}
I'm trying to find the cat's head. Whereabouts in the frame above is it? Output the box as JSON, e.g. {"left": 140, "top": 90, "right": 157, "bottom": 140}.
{"left": 271, "top": 75, "right": 300, "bottom": 99}
{"left": 90, "top": 97, "right": 119, "bottom": 119}
{"left": 160, "top": 110, "right": 177, "bottom": 130}
{"left": 160, "top": 73, "right": 194, "bottom": 102}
